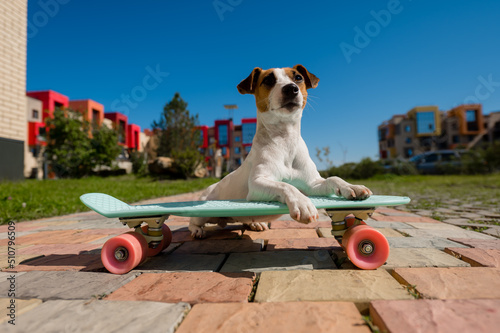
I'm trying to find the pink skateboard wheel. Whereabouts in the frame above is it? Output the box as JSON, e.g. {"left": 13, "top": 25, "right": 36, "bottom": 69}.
{"left": 101, "top": 232, "right": 147, "bottom": 274}
{"left": 342, "top": 225, "right": 389, "bottom": 270}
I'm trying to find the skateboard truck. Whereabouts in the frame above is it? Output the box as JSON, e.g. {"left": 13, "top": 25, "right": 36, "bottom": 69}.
{"left": 326, "top": 208, "right": 374, "bottom": 238}
{"left": 119, "top": 215, "right": 170, "bottom": 248}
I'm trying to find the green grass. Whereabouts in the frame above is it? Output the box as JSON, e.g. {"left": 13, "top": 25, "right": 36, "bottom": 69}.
{"left": 355, "top": 173, "right": 500, "bottom": 210}
{"left": 0, "top": 175, "right": 218, "bottom": 224}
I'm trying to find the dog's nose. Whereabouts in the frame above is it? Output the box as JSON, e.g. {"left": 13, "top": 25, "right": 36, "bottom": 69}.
{"left": 282, "top": 84, "right": 299, "bottom": 98}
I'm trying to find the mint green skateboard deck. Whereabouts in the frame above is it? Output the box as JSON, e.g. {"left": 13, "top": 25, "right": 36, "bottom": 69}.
{"left": 80, "top": 193, "right": 410, "bottom": 219}
{"left": 80, "top": 192, "right": 410, "bottom": 274}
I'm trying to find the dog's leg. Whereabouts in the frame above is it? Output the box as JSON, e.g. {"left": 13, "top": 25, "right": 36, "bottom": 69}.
{"left": 308, "top": 176, "right": 372, "bottom": 199}
{"left": 188, "top": 217, "right": 207, "bottom": 238}
{"left": 248, "top": 177, "right": 319, "bottom": 224}
{"left": 244, "top": 222, "right": 269, "bottom": 231}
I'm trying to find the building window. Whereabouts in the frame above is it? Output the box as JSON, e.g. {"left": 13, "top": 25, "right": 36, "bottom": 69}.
{"left": 245, "top": 146, "right": 251, "bottom": 154}
{"left": 405, "top": 137, "right": 412, "bottom": 144}
{"left": 222, "top": 147, "right": 227, "bottom": 155}
{"left": 452, "top": 135, "right": 459, "bottom": 143}
{"left": 218, "top": 125, "right": 228, "bottom": 145}
{"left": 387, "top": 139, "right": 394, "bottom": 148}
{"left": 32, "top": 109, "right": 39, "bottom": 119}
{"left": 234, "top": 136, "right": 241, "bottom": 142}
{"left": 416, "top": 112, "right": 436, "bottom": 135}
{"left": 405, "top": 125, "right": 411, "bottom": 133}
{"left": 92, "top": 109, "right": 100, "bottom": 126}
{"left": 234, "top": 147, "right": 241, "bottom": 154}
{"left": 242, "top": 123, "right": 256, "bottom": 144}
{"left": 466, "top": 109, "right": 479, "bottom": 131}
{"left": 118, "top": 120, "right": 126, "bottom": 144}
{"left": 404, "top": 148, "right": 413, "bottom": 158}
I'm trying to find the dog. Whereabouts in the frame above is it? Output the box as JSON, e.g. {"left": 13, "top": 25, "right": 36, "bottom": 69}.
{"left": 188, "top": 65, "right": 372, "bottom": 238}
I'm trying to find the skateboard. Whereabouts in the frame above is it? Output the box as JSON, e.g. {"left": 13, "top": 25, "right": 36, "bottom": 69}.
{"left": 80, "top": 193, "right": 410, "bottom": 274}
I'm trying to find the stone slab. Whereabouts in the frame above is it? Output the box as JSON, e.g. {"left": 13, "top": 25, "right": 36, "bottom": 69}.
{"left": 269, "top": 219, "right": 331, "bottom": 229}
{"left": 448, "top": 238, "right": 500, "bottom": 249}
{"left": 398, "top": 228, "right": 496, "bottom": 240}
{"left": 383, "top": 248, "right": 470, "bottom": 269}
{"left": 16, "top": 243, "right": 101, "bottom": 255}
{"left": 370, "top": 299, "right": 500, "bottom": 333}
{"left": 255, "top": 270, "right": 412, "bottom": 312}
{"left": 175, "top": 239, "right": 263, "bottom": 254}
{"left": 404, "top": 222, "right": 464, "bottom": 230}
{"left": 387, "top": 236, "right": 467, "bottom": 250}
{"left": 366, "top": 220, "right": 415, "bottom": 229}
{"left": 375, "top": 208, "right": 419, "bottom": 217}
{"left": 392, "top": 267, "right": 500, "bottom": 299}
{"left": 317, "top": 227, "right": 335, "bottom": 238}
{"left": 0, "top": 254, "right": 44, "bottom": 269}
{"left": 11, "top": 230, "right": 107, "bottom": 245}
{"left": 0, "top": 271, "right": 138, "bottom": 300}
{"left": 266, "top": 237, "right": 340, "bottom": 251}
{"left": 220, "top": 250, "right": 336, "bottom": 273}
{"left": 372, "top": 215, "right": 440, "bottom": 223}
{"left": 134, "top": 253, "right": 226, "bottom": 273}
{"left": 483, "top": 227, "right": 500, "bottom": 237}
{"left": 5, "top": 254, "right": 103, "bottom": 272}
{"left": 445, "top": 248, "right": 500, "bottom": 267}
{"left": 177, "top": 301, "right": 370, "bottom": 333}
{"left": 106, "top": 272, "right": 255, "bottom": 305}
{"left": 0, "top": 298, "right": 42, "bottom": 324}
{"left": 0, "top": 299, "right": 189, "bottom": 333}
{"left": 243, "top": 229, "right": 319, "bottom": 240}
{"left": 373, "top": 228, "right": 405, "bottom": 238}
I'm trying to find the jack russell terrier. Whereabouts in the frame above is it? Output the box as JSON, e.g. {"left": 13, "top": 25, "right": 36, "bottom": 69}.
{"left": 189, "top": 65, "right": 372, "bottom": 238}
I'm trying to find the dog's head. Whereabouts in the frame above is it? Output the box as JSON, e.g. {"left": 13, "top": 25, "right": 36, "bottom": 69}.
{"left": 237, "top": 65, "right": 319, "bottom": 117}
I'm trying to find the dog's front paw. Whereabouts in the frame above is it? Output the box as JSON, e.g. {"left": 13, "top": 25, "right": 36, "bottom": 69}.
{"left": 245, "top": 222, "right": 269, "bottom": 231}
{"left": 336, "top": 184, "right": 372, "bottom": 200}
{"left": 287, "top": 195, "right": 319, "bottom": 224}
{"left": 188, "top": 224, "right": 206, "bottom": 238}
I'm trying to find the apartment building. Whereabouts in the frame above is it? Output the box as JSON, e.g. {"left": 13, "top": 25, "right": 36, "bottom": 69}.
{"left": 198, "top": 118, "right": 257, "bottom": 175}
{"left": 0, "top": 0, "right": 27, "bottom": 180}
{"left": 378, "top": 104, "right": 500, "bottom": 160}
{"left": 24, "top": 90, "right": 143, "bottom": 178}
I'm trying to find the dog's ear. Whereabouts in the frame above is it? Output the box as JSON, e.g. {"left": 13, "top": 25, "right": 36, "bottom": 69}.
{"left": 293, "top": 64, "right": 319, "bottom": 89}
{"left": 237, "top": 67, "right": 262, "bottom": 94}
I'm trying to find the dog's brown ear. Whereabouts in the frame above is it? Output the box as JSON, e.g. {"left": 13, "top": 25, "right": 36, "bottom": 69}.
{"left": 293, "top": 64, "right": 319, "bottom": 89}
{"left": 237, "top": 67, "right": 262, "bottom": 94}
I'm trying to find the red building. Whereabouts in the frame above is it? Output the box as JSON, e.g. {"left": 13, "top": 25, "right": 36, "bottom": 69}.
{"left": 127, "top": 124, "right": 141, "bottom": 150}
{"left": 105, "top": 112, "right": 129, "bottom": 146}
{"left": 69, "top": 99, "right": 105, "bottom": 128}
{"left": 26, "top": 90, "right": 69, "bottom": 121}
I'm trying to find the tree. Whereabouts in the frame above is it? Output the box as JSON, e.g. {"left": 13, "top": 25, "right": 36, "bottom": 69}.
{"left": 152, "top": 93, "right": 204, "bottom": 178}
{"left": 45, "top": 108, "right": 121, "bottom": 178}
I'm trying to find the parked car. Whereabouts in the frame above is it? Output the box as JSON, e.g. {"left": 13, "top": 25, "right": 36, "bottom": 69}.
{"left": 409, "top": 150, "right": 477, "bottom": 174}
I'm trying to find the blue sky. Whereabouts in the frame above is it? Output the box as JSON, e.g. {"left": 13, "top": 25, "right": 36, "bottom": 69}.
{"left": 27, "top": 0, "right": 500, "bottom": 168}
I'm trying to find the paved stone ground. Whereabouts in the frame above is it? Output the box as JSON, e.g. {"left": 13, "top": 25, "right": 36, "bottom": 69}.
{"left": 1, "top": 191, "right": 500, "bottom": 332}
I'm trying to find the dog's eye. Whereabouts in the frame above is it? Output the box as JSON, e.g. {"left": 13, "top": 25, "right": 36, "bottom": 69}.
{"left": 261, "top": 74, "right": 276, "bottom": 87}
{"left": 294, "top": 74, "right": 303, "bottom": 82}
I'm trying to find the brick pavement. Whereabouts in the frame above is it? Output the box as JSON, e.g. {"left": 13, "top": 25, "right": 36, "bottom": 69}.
{"left": 1, "top": 191, "right": 500, "bottom": 332}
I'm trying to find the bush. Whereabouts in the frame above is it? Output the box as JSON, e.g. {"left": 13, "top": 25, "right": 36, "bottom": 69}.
{"left": 45, "top": 108, "right": 121, "bottom": 178}
{"left": 129, "top": 150, "right": 148, "bottom": 176}
{"left": 351, "top": 158, "right": 384, "bottom": 179}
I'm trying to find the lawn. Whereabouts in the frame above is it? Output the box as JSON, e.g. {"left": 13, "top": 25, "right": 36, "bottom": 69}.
{"left": 2, "top": 173, "right": 499, "bottom": 225}
{"left": 0, "top": 175, "right": 218, "bottom": 224}
{"left": 358, "top": 173, "right": 500, "bottom": 210}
